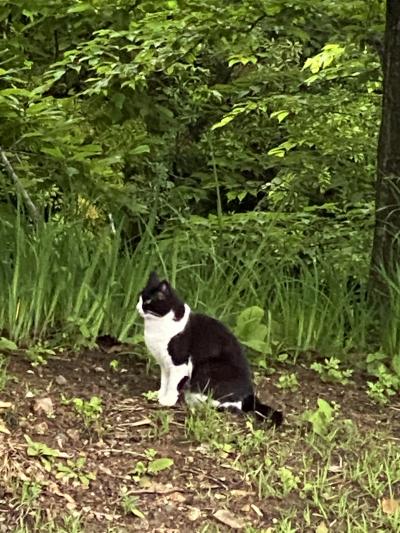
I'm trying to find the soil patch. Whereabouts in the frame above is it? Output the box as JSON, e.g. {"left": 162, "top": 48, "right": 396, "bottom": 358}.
{"left": 0, "top": 348, "right": 399, "bottom": 532}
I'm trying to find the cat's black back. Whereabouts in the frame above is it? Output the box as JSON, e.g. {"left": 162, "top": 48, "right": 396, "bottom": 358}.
{"left": 168, "top": 313, "right": 253, "bottom": 402}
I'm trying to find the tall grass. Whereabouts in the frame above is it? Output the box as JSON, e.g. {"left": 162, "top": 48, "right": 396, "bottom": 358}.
{"left": 0, "top": 210, "right": 397, "bottom": 361}
{"left": 0, "top": 217, "right": 153, "bottom": 344}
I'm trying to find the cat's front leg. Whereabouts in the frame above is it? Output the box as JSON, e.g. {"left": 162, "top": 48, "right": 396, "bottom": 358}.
{"left": 158, "top": 363, "right": 188, "bottom": 406}
{"left": 157, "top": 365, "right": 169, "bottom": 400}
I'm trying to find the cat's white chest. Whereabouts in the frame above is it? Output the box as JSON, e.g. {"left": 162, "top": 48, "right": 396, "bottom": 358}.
{"left": 143, "top": 305, "right": 190, "bottom": 366}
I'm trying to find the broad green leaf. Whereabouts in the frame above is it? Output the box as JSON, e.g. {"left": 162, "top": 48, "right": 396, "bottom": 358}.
{"left": 211, "top": 115, "right": 236, "bottom": 131}
{"left": 234, "top": 306, "right": 269, "bottom": 354}
{"left": 147, "top": 457, "right": 174, "bottom": 474}
{"left": 67, "top": 3, "right": 96, "bottom": 13}
{"left": 270, "top": 110, "right": 289, "bottom": 123}
{"left": 0, "top": 337, "right": 18, "bottom": 351}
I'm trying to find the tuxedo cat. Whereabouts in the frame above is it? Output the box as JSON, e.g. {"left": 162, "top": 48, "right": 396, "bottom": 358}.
{"left": 136, "top": 272, "right": 283, "bottom": 426}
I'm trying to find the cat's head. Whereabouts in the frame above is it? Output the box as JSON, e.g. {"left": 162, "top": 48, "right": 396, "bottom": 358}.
{"left": 136, "top": 272, "right": 185, "bottom": 320}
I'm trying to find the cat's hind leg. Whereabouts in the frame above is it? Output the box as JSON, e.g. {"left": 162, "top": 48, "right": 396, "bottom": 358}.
{"left": 185, "top": 391, "right": 242, "bottom": 411}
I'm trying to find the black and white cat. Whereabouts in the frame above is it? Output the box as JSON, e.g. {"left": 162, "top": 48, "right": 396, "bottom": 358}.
{"left": 136, "top": 272, "right": 283, "bottom": 426}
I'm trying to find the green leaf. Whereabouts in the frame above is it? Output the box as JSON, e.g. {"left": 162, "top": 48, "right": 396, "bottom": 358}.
{"left": 41, "top": 146, "right": 65, "bottom": 159}
{"left": 270, "top": 110, "right": 289, "bottom": 123}
{"left": 234, "top": 306, "right": 269, "bottom": 354}
{"left": 303, "top": 399, "right": 335, "bottom": 437}
{"left": 24, "top": 435, "right": 60, "bottom": 457}
{"left": 147, "top": 457, "right": 174, "bottom": 474}
{"left": 67, "top": 3, "right": 96, "bottom": 14}
{"left": 0, "top": 337, "right": 18, "bottom": 351}
{"left": 211, "top": 114, "right": 237, "bottom": 131}
{"left": 131, "top": 507, "right": 146, "bottom": 519}
{"left": 129, "top": 145, "right": 150, "bottom": 156}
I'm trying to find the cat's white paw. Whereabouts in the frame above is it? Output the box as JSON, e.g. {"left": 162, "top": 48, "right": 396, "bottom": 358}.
{"left": 158, "top": 392, "right": 179, "bottom": 406}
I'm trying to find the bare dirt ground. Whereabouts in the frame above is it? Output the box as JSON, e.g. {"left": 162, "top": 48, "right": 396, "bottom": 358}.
{"left": 0, "top": 345, "right": 399, "bottom": 532}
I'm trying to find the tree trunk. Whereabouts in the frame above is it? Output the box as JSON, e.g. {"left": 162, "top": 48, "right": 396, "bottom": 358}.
{"left": 370, "top": 0, "right": 400, "bottom": 298}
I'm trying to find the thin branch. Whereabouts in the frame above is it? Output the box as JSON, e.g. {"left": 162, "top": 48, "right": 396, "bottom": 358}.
{"left": 0, "top": 147, "right": 40, "bottom": 225}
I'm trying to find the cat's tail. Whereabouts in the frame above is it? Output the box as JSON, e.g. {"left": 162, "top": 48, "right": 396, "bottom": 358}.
{"left": 242, "top": 394, "right": 283, "bottom": 426}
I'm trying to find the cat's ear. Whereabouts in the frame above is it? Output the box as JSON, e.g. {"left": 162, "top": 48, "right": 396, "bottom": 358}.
{"left": 147, "top": 271, "right": 160, "bottom": 287}
{"left": 158, "top": 281, "right": 171, "bottom": 296}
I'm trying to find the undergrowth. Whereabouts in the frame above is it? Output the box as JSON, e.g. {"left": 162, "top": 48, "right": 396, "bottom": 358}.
{"left": 0, "top": 211, "right": 399, "bottom": 371}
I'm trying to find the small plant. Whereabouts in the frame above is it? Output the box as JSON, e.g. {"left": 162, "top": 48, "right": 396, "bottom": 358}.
{"left": 120, "top": 486, "right": 145, "bottom": 519}
{"left": 131, "top": 449, "right": 174, "bottom": 483}
{"left": 310, "top": 357, "right": 353, "bottom": 384}
{"left": 142, "top": 390, "right": 158, "bottom": 402}
{"left": 276, "top": 372, "right": 299, "bottom": 391}
{"left": 24, "top": 435, "right": 61, "bottom": 472}
{"left": 20, "top": 480, "right": 42, "bottom": 507}
{"left": 234, "top": 306, "right": 271, "bottom": 358}
{"left": 26, "top": 343, "right": 56, "bottom": 366}
{"left": 109, "top": 359, "right": 120, "bottom": 372}
{"left": 366, "top": 352, "right": 400, "bottom": 405}
{"left": 0, "top": 337, "right": 18, "bottom": 351}
{"left": 278, "top": 466, "right": 300, "bottom": 496}
{"left": 148, "top": 410, "right": 172, "bottom": 439}
{"left": 303, "top": 399, "right": 338, "bottom": 438}
{"left": 25, "top": 435, "right": 60, "bottom": 458}
{"left": 62, "top": 395, "right": 103, "bottom": 429}
{"left": 367, "top": 366, "right": 400, "bottom": 405}
{"left": 185, "top": 399, "right": 230, "bottom": 446}
{"left": 55, "top": 455, "right": 96, "bottom": 488}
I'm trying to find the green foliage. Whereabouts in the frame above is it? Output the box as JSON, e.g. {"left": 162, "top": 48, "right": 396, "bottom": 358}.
{"left": 62, "top": 396, "right": 103, "bottom": 429}
{"left": 303, "top": 399, "right": 337, "bottom": 438}
{"left": 0, "top": 0, "right": 396, "bottom": 377}
{"left": 148, "top": 410, "right": 173, "bottom": 439}
{"left": 120, "top": 486, "right": 146, "bottom": 519}
{"left": 147, "top": 457, "right": 174, "bottom": 474}
{"left": 366, "top": 352, "right": 400, "bottom": 405}
{"left": 310, "top": 357, "right": 353, "bottom": 384}
{"left": 55, "top": 456, "right": 96, "bottom": 488}
{"left": 277, "top": 467, "right": 301, "bottom": 496}
{"left": 0, "top": 337, "right": 18, "bottom": 351}
{"left": 26, "top": 343, "right": 56, "bottom": 366}
{"left": 20, "top": 481, "right": 42, "bottom": 508}
{"left": 0, "top": 0, "right": 383, "bottom": 221}
{"left": 234, "top": 306, "right": 270, "bottom": 354}
{"left": 276, "top": 373, "right": 300, "bottom": 391}
{"left": 25, "top": 436, "right": 60, "bottom": 458}
{"left": 132, "top": 451, "right": 174, "bottom": 482}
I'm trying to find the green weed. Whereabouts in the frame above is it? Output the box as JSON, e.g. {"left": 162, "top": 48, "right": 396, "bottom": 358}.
{"left": 302, "top": 399, "right": 339, "bottom": 438}
{"left": 20, "top": 480, "right": 42, "bottom": 508}
{"left": 62, "top": 395, "right": 103, "bottom": 430}
{"left": 55, "top": 455, "right": 96, "bottom": 488}
{"left": 310, "top": 356, "right": 353, "bottom": 384}
{"left": 120, "top": 486, "right": 145, "bottom": 519}
{"left": 131, "top": 449, "right": 174, "bottom": 483}
{"left": 276, "top": 372, "right": 300, "bottom": 391}
{"left": 366, "top": 351, "right": 400, "bottom": 404}
{"left": 147, "top": 409, "right": 173, "bottom": 439}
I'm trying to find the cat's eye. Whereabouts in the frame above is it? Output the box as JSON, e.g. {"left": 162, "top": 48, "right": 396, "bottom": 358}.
{"left": 144, "top": 298, "right": 152, "bottom": 304}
